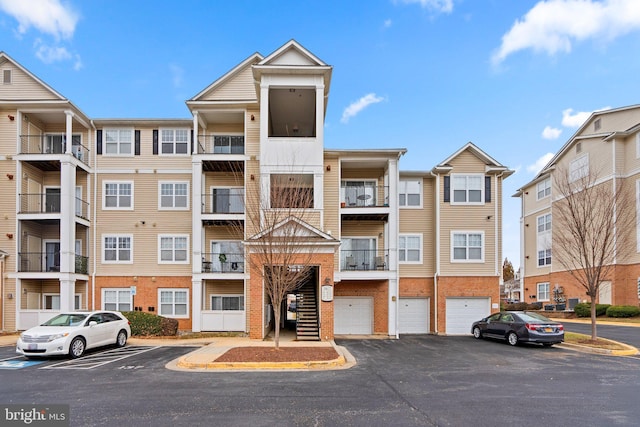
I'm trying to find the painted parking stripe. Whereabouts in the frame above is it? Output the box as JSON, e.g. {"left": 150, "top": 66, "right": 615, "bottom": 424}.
{"left": 0, "top": 360, "right": 45, "bottom": 370}
{"left": 0, "top": 355, "right": 25, "bottom": 362}
{"left": 41, "top": 346, "right": 159, "bottom": 370}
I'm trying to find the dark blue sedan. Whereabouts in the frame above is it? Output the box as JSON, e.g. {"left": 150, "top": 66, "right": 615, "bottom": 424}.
{"left": 471, "top": 311, "right": 564, "bottom": 346}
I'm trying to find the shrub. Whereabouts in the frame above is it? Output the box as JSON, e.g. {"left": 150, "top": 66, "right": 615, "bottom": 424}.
{"left": 122, "top": 311, "right": 178, "bottom": 336}
{"left": 504, "top": 302, "right": 528, "bottom": 311}
{"left": 606, "top": 305, "right": 640, "bottom": 318}
{"left": 528, "top": 302, "right": 543, "bottom": 310}
{"left": 573, "top": 303, "right": 611, "bottom": 317}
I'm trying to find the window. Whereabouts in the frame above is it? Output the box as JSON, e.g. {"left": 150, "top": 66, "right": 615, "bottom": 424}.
{"left": 103, "top": 235, "right": 132, "bottom": 263}
{"left": 399, "top": 235, "right": 422, "bottom": 263}
{"left": 211, "top": 188, "right": 244, "bottom": 213}
{"left": 159, "top": 235, "right": 188, "bottom": 263}
{"left": 451, "top": 174, "right": 483, "bottom": 204}
{"left": 159, "top": 182, "right": 188, "bottom": 209}
{"left": 341, "top": 238, "right": 376, "bottom": 270}
{"left": 161, "top": 129, "right": 189, "bottom": 154}
{"left": 594, "top": 118, "right": 601, "bottom": 131}
{"left": 159, "top": 289, "right": 188, "bottom": 318}
{"left": 208, "top": 241, "right": 244, "bottom": 272}
{"left": 343, "top": 180, "right": 377, "bottom": 207}
{"left": 42, "top": 294, "right": 81, "bottom": 310}
{"left": 537, "top": 214, "right": 551, "bottom": 232}
{"left": 270, "top": 174, "right": 314, "bottom": 208}
{"left": 44, "top": 134, "right": 81, "bottom": 154}
{"left": 104, "top": 181, "right": 132, "bottom": 209}
{"left": 538, "top": 249, "right": 552, "bottom": 267}
{"left": 399, "top": 179, "right": 421, "bottom": 207}
{"left": 211, "top": 295, "right": 244, "bottom": 311}
{"left": 103, "top": 289, "right": 132, "bottom": 311}
{"left": 537, "top": 282, "right": 550, "bottom": 301}
{"left": 3, "top": 69, "right": 11, "bottom": 84}
{"left": 452, "top": 232, "right": 483, "bottom": 262}
{"left": 104, "top": 129, "right": 133, "bottom": 155}
{"left": 537, "top": 178, "right": 551, "bottom": 200}
{"left": 213, "top": 135, "right": 244, "bottom": 154}
{"left": 569, "top": 155, "right": 589, "bottom": 182}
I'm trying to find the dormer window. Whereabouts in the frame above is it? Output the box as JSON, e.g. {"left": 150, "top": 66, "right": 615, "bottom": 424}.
{"left": 2, "top": 69, "right": 10, "bottom": 84}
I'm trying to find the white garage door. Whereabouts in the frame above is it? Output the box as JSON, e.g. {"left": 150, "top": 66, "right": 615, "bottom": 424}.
{"left": 446, "top": 297, "right": 490, "bottom": 335}
{"left": 334, "top": 297, "right": 373, "bottom": 334}
{"left": 399, "top": 298, "right": 430, "bottom": 334}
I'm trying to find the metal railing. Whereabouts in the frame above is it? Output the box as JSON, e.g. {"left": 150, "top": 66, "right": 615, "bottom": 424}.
{"left": 341, "top": 249, "right": 389, "bottom": 271}
{"left": 17, "top": 252, "right": 89, "bottom": 273}
{"left": 18, "top": 193, "right": 89, "bottom": 218}
{"left": 201, "top": 190, "right": 245, "bottom": 214}
{"left": 197, "top": 135, "right": 245, "bottom": 154}
{"left": 19, "top": 135, "right": 90, "bottom": 165}
{"left": 341, "top": 184, "right": 390, "bottom": 207}
{"left": 201, "top": 252, "right": 245, "bottom": 273}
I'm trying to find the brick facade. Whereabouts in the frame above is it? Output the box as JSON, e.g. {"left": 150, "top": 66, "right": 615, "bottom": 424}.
{"left": 436, "top": 276, "right": 500, "bottom": 333}
{"left": 334, "top": 280, "right": 389, "bottom": 335}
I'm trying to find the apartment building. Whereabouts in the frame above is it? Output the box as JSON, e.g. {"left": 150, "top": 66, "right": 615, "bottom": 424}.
{"left": 0, "top": 40, "right": 511, "bottom": 339}
{"left": 515, "top": 105, "right": 640, "bottom": 308}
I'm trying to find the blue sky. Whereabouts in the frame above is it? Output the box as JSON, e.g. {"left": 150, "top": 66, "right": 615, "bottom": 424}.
{"left": 3, "top": 0, "right": 640, "bottom": 269}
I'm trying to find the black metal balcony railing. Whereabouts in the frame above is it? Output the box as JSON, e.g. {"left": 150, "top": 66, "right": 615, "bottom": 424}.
{"left": 341, "top": 184, "right": 389, "bottom": 208}
{"left": 19, "top": 135, "right": 89, "bottom": 165}
{"left": 18, "top": 252, "right": 89, "bottom": 274}
{"left": 197, "top": 135, "right": 245, "bottom": 154}
{"left": 341, "top": 249, "right": 389, "bottom": 271}
{"left": 202, "top": 252, "right": 245, "bottom": 273}
{"left": 19, "top": 193, "right": 89, "bottom": 218}
{"left": 201, "top": 191, "right": 245, "bottom": 214}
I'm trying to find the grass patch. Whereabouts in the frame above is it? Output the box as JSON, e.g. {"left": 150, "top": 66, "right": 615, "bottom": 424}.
{"left": 564, "top": 332, "right": 629, "bottom": 350}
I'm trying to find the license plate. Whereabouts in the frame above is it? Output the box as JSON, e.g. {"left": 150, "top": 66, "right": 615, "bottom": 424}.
{"left": 26, "top": 344, "right": 38, "bottom": 350}
{"left": 544, "top": 327, "right": 553, "bottom": 333}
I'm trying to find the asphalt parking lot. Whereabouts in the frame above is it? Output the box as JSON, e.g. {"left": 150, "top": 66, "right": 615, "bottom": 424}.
{"left": 1, "top": 335, "right": 639, "bottom": 426}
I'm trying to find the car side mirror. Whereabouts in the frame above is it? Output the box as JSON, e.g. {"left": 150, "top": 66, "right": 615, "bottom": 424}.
{"left": 89, "top": 321, "right": 97, "bottom": 327}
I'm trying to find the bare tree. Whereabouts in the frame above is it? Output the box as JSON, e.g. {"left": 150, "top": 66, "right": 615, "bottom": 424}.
{"left": 552, "top": 166, "right": 634, "bottom": 339}
{"left": 237, "top": 170, "right": 329, "bottom": 348}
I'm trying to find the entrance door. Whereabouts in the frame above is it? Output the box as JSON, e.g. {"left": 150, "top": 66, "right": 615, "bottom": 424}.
{"left": 45, "top": 187, "right": 61, "bottom": 212}
{"left": 27, "top": 179, "right": 42, "bottom": 212}
{"left": 45, "top": 241, "right": 61, "bottom": 271}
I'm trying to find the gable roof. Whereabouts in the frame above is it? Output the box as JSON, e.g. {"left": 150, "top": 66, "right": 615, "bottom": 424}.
{"left": 247, "top": 216, "right": 339, "bottom": 246}
{"left": 0, "top": 51, "right": 67, "bottom": 101}
{"left": 432, "top": 142, "right": 514, "bottom": 176}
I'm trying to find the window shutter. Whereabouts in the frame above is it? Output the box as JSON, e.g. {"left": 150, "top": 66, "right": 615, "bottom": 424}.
{"left": 443, "top": 176, "right": 450, "bottom": 203}
{"left": 485, "top": 176, "right": 491, "bottom": 203}
{"left": 153, "top": 129, "right": 158, "bottom": 155}
{"left": 190, "top": 130, "right": 194, "bottom": 154}
{"left": 134, "top": 130, "right": 141, "bottom": 156}
{"left": 96, "top": 130, "right": 102, "bottom": 155}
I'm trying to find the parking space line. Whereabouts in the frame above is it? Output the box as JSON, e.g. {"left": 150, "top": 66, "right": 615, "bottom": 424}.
{"left": 41, "top": 346, "right": 159, "bottom": 370}
{"left": 0, "top": 355, "right": 24, "bottom": 362}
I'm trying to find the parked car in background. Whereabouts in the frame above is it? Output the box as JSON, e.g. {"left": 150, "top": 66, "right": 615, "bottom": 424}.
{"left": 471, "top": 311, "right": 564, "bottom": 347}
{"left": 16, "top": 311, "right": 131, "bottom": 358}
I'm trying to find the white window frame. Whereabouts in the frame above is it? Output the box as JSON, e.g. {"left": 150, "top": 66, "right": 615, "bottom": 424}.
{"left": 536, "top": 178, "right": 551, "bottom": 200}
{"left": 158, "top": 235, "right": 189, "bottom": 264}
{"left": 537, "top": 213, "right": 551, "bottom": 233}
{"left": 103, "top": 181, "right": 133, "bottom": 210}
{"left": 210, "top": 295, "right": 245, "bottom": 311}
{"left": 210, "top": 186, "right": 244, "bottom": 213}
{"left": 451, "top": 231, "right": 484, "bottom": 262}
{"left": 569, "top": 154, "right": 589, "bottom": 182}
{"left": 158, "top": 288, "right": 189, "bottom": 318}
{"left": 42, "top": 293, "right": 81, "bottom": 310}
{"left": 450, "top": 174, "right": 484, "bottom": 205}
{"left": 160, "top": 128, "right": 189, "bottom": 155}
{"left": 341, "top": 237, "right": 377, "bottom": 270}
{"left": 399, "top": 179, "right": 422, "bottom": 208}
{"left": 102, "top": 288, "right": 133, "bottom": 312}
{"left": 213, "top": 133, "right": 244, "bottom": 154}
{"left": 102, "top": 234, "right": 133, "bottom": 264}
{"left": 537, "top": 249, "right": 552, "bottom": 267}
{"left": 399, "top": 234, "right": 423, "bottom": 264}
{"left": 159, "top": 181, "right": 189, "bottom": 210}
{"left": 537, "top": 282, "right": 550, "bottom": 302}
{"left": 342, "top": 179, "right": 378, "bottom": 207}
{"left": 104, "top": 128, "right": 134, "bottom": 156}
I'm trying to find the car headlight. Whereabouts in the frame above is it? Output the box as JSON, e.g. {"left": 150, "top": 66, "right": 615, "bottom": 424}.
{"left": 48, "top": 333, "right": 69, "bottom": 342}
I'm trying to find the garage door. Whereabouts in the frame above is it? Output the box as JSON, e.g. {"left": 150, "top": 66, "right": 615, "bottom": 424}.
{"left": 399, "top": 298, "right": 430, "bottom": 334}
{"left": 445, "top": 297, "right": 490, "bottom": 335}
{"left": 334, "top": 297, "right": 373, "bottom": 334}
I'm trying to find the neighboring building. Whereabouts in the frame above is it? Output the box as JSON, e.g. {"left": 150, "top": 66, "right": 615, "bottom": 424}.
{"left": 515, "top": 105, "right": 640, "bottom": 308}
{"left": 0, "top": 41, "right": 512, "bottom": 338}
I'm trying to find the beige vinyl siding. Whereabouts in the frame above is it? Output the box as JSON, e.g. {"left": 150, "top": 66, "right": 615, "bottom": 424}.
{"left": 1, "top": 109, "right": 17, "bottom": 156}
{"left": 201, "top": 65, "right": 257, "bottom": 101}
{"left": 323, "top": 156, "right": 340, "bottom": 270}
{"left": 620, "top": 173, "right": 640, "bottom": 264}
{"left": 204, "top": 280, "right": 244, "bottom": 310}
{"left": 205, "top": 226, "right": 243, "bottom": 244}
{"left": 0, "top": 61, "right": 62, "bottom": 101}
{"left": 622, "top": 133, "right": 640, "bottom": 175}
{"left": 399, "top": 176, "right": 434, "bottom": 277}
{"left": 205, "top": 172, "right": 244, "bottom": 188}
{"left": 4, "top": 278, "right": 16, "bottom": 330}
{"left": 581, "top": 107, "right": 640, "bottom": 136}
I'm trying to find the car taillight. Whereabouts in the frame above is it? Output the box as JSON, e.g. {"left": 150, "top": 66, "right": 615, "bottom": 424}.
{"left": 525, "top": 323, "right": 539, "bottom": 331}
{"left": 557, "top": 324, "right": 564, "bottom": 331}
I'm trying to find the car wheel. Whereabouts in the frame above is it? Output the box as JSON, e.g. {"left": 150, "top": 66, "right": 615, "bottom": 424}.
{"left": 472, "top": 326, "right": 483, "bottom": 339}
{"left": 116, "top": 330, "right": 128, "bottom": 348}
{"left": 69, "top": 337, "right": 86, "bottom": 358}
{"left": 507, "top": 332, "right": 519, "bottom": 346}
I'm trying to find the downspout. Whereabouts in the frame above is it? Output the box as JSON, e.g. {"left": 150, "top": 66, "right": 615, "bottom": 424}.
{"left": 612, "top": 139, "right": 617, "bottom": 264}
{"left": 430, "top": 171, "right": 440, "bottom": 334}
{"left": 519, "top": 193, "right": 525, "bottom": 302}
{"left": 495, "top": 172, "right": 504, "bottom": 278}
{"left": 1, "top": 253, "right": 5, "bottom": 331}
{"left": 90, "top": 120, "right": 97, "bottom": 310}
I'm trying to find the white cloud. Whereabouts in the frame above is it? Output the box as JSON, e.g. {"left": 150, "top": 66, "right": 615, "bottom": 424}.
{"left": 492, "top": 0, "right": 640, "bottom": 65}
{"left": 34, "top": 41, "right": 71, "bottom": 64}
{"left": 542, "top": 126, "right": 562, "bottom": 140}
{"left": 561, "top": 106, "right": 611, "bottom": 128}
{"left": 341, "top": 93, "right": 385, "bottom": 124}
{"left": 527, "top": 152, "right": 554, "bottom": 174}
{"left": 395, "top": 0, "right": 454, "bottom": 13}
{"left": 0, "top": 0, "right": 79, "bottom": 39}
{"left": 169, "top": 64, "right": 184, "bottom": 88}
{"left": 383, "top": 19, "right": 392, "bottom": 28}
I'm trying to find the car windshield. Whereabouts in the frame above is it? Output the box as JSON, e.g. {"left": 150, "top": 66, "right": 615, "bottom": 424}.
{"left": 518, "top": 312, "right": 553, "bottom": 322}
{"left": 41, "top": 313, "right": 88, "bottom": 327}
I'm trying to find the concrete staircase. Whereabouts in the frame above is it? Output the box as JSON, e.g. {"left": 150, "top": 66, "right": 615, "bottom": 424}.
{"left": 295, "top": 280, "right": 320, "bottom": 341}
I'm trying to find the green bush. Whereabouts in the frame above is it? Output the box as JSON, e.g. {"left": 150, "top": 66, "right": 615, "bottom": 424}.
{"left": 122, "top": 311, "right": 178, "bottom": 336}
{"left": 505, "top": 302, "right": 529, "bottom": 311}
{"left": 606, "top": 305, "right": 640, "bottom": 318}
{"left": 574, "top": 303, "right": 611, "bottom": 317}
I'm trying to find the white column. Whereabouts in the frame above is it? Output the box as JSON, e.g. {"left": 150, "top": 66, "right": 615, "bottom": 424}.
{"left": 191, "top": 278, "right": 202, "bottom": 332}
{"left": 387, "top": 158, "right": 399, "bottom": 338}
{"left": 315, "top": 83, "right": 325, "bottom": 144}
{"left": 64, "top": 111, "right": 73, "bottom": 154}
{"left": 192, "top": 158, "right": 203, "bottom": 273}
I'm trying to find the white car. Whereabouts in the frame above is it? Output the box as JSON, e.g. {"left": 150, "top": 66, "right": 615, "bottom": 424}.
{"left": 16, "top": 311, "right": 131, "bottom": 359}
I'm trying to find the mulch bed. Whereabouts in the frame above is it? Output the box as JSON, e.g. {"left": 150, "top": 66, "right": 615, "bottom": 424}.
{"left": 215, "top": 346, "right": 339, "bottom": 363}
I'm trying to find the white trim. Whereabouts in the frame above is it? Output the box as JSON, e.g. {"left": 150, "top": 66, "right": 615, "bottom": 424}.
{"left": 158, "top": 234, "right": 190, "bottom": 264}
{"left": 537, "top": 282, "right": 550, "bottom": 302}
{"left": 398, "top": 178, "right": 423, "bottom": 208}
{"left": 210, "top": 294, "right": 245, "bottom": 311}
{"left": 158, "top": 127, "right": 190, "bottom": 156}
{"left": 158, "top": 288, "right": 189, "bottom": 318}
{"left": 102, "top": 288, "right": 133, "bottom": 311}
{"left": 450, "top": 230, "right": 485, "bottom": 263}
{"left": 102, "top": 234, "right": 133, "bottom": 264}
{"left": 102, "top": 180, "right": 134, "bottom": 210}
{"left": 398, "top": 233, "right": 423, "bottom": 264}
{"left": 158, "top": 181, "right": 190, "bottom": 210}
{"left": 450, "top": 173, "right": 484, "bottom": 205}
{"left": 536, "top": 177, "right": 551, "bottom": 200}
{"left": 103, "top": 127, "right": 135, "bottom": 157}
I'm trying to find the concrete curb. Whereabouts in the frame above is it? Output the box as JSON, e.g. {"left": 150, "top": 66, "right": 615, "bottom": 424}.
{"left": 560, "top": 338, "right": 639, "bottom": 356}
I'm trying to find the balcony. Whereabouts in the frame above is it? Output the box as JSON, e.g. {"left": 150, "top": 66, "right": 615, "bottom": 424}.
{"left": 341, "top": 183, "right": 389, "bottom": 208}
{"left": 197, "top": 135, "right": 244, "bottom": 154}
{"left": 341, "top": 249, "right": 389, "bottom": 271}
{"left": 201, "top": 252, "right": 245, "bottom": 273}
{"left": 19, "top": 193, "right": 89, "bottom": 219}
{"left": 20, "top": 135, "right": 89, "bottom": 166}
{"left": 18, "top": 253, "right": 88, "bottom": 274}
{"left": 202, "top": 190, "right": 244, "bottom": 217}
